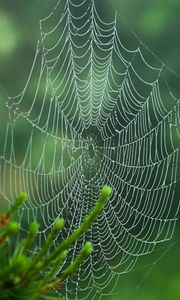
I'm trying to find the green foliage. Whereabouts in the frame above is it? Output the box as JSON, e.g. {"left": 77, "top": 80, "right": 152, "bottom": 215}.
{"left": 0, "top": 186, "right": 111, "bottom": 300}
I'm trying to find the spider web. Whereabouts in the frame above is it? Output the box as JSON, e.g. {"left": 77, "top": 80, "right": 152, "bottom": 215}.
{"left": 0, "top": 0, "right": 180, "bottom": 299}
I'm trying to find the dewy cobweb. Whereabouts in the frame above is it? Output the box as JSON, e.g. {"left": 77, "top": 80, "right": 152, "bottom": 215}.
{"left": 0, "top": 0, "right": 180, "bottom": 299}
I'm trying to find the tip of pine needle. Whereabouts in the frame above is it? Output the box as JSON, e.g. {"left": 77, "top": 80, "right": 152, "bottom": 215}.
{"left": 101, "top": 185, "right": 112, "bottom": 198}
{"left": 84, "top": 242, "right": 93, "bottom": 255}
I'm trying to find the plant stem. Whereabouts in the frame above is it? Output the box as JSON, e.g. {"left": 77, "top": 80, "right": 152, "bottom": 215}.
{"left": 39, "top": 185, "right": 111, "bottom": 271}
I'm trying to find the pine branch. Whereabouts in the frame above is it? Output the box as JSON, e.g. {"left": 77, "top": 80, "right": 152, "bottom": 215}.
{"left": 0, "top": 185, "right": 112, "bottom": 300}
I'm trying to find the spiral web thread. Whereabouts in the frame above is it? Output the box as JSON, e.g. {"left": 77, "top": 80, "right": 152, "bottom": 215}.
{"left": 0, "top": 0, "right": 180, "bottom": 299}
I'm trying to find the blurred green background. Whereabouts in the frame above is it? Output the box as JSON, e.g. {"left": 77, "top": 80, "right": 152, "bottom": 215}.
{"left": 0, "top": 0, "right": 180, "bottom": 299}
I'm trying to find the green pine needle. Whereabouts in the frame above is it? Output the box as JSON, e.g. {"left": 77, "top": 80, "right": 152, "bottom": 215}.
{"left": 0, "top": 185, "right": 112, "bottom": 300}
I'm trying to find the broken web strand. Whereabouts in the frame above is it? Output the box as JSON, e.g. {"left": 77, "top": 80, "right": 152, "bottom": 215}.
{"left": 0, "top": 0, "right": 180, "bottom": 299}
